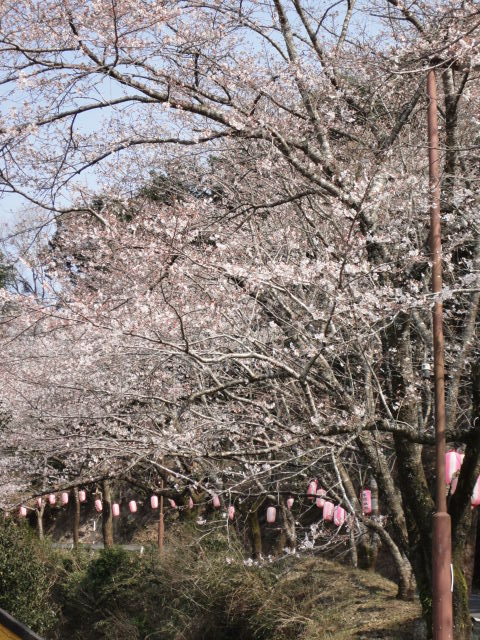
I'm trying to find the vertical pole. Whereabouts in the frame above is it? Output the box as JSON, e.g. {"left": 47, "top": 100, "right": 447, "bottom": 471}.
{"left": 428, "top": 68, "right": 453, "bottom": 640}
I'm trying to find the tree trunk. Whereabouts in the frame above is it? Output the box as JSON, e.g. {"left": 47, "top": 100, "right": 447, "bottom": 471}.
{"left": 367, "top": 477, "right": 381, "bottom": 571}
{"left": 406, "top": 508, "right": 474, "bottom": 638}
{"left": 366, "top": 516, "right": 416, "bottom": 601}
{"left": 73, "top": 487, "right": 80, "bottom": 547}
{"left": 446, "top": 360, "right": 480, "bottom": 638}
{"left": 452, "top": 554, "right": 472, "bottom": 640}
{"left": 248, "top": 507, "right": 263, "bottom": 559}
{"left": 349, "top": 523, "right": 358, "bottom": 568}
{"left": 462, "top": 508, "right": 477, "bottom": 597}
{"left": 158, "top": 476, "right": 164, "bottom": 552}
{"left": 36, "top": 502, "right": 45, "bottom": 540}
{"left": 274, "top": 528, "right": 287, "bottom": 556}
{"left": 411, "top": 544, "right": 433, "bottom": 635}
{"left": 281, "top": 503, "right": 296, "bottom": 551}
{"left": 102, "top": 480, "right": 114, "bottom": 547}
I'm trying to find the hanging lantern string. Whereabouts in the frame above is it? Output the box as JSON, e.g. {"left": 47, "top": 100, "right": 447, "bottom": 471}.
{"left": 13, "top": 449, "right": 478, "bottom": 527}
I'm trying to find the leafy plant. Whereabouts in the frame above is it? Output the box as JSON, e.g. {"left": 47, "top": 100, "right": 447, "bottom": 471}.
{"left": 0, "top": 519, "right": 59, "bottom": 635}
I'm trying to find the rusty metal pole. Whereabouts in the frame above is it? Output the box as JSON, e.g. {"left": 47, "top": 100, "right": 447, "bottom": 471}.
{"left": 428, "top": 68, "right": 453, "bottom": 640}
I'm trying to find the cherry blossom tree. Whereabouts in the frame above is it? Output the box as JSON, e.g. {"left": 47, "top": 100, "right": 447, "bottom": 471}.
{"left": 0, "top": 1, "right": 480, "bottom": 636}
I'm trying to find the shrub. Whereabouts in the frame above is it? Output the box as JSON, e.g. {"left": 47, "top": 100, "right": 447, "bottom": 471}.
{"left": 0, "top": 519, "right": 59, "bottom": 635}
{"left": 54, "top": 533, "right": 273, "bottom": 640}
{"left": 53, "top": 527, "right": 419, "bottom": 640}
{"left": 55, "top": 546, "right": 144, "bottom": 639}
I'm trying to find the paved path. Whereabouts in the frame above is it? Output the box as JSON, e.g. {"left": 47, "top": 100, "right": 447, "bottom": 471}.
{"left": 472, "top": 592, "right": 480, "bottom": 620}
{"left": 52, "top": 542, "right": 147, "bottom": 553}
{"left": 471, "top": 593, "right": 480, "bottom": 640}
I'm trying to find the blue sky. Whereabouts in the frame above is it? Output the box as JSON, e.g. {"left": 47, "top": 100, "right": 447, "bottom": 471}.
{"left": 0, "top": 0, "right": 386, "bottom": 236}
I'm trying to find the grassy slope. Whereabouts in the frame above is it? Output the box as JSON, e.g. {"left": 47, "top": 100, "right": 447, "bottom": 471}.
{"left": 13, "top": 509, "right": 420, "bottom": 640}
{"left": 272, "top": 557, "right": 419, "bottom": 639}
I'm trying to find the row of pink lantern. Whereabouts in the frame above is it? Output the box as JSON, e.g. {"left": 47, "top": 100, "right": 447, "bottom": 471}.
{"left": 19, "top": 498, "right": 344, "bottom": 527}
{"left": 19, "top": 490, "right": 231, "bottom": 520}
{"left": 93, "top": 497, "right": 187, "bottom": 515}
{"left": 267, "top": 500, "right": 346, "bottom": 526}
{"left": 37, "top": 490, "right": 223, "bottom": 510}
{"left": 21, "top": 482, "right": 362, "bottom": 526}
{"left": 306, "top": 479, "right": 372, "bottom": 516}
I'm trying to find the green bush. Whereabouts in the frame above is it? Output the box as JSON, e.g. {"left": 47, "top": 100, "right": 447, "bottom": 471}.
{"left": 0, "top": 521, "right": 420, "bottom": 640}
{"left": 54, "top": 533, "right": 276, "bottom": 640}
{"left": 0, "top": 519, "right": 59, "bottom": 635}
{"left": 56, "top": 546, "right": 147, "bottom": 639}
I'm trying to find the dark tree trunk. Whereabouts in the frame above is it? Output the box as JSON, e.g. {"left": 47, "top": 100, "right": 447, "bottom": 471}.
{"left": 248, "top": 505, "right": 263, "bottom": 559}
{"left": 158, "top": 475, "right": 164, "bottom": 553}
{"left": 367, "top": 477, "right": 381, "bottom": 571}
{"left": 102, "top": 480, "right": 114, "bottom": 547}
{"left": 445, "top": 360, "right": 480, "bottom": 638}
{"left": 274, "top": 528, "right": 287, "bottom": 556}
{"left": 73, "top": 487, "right": 80, "bottom": 547}
{"left": 462, "top": 509, "right": 477, "bottom": 597}
{"left": 452, "top": 549, "right": 472, "bottom": 640}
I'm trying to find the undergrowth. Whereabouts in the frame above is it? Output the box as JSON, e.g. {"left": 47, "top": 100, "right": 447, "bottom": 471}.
{"left": 0, "top": 521, "right": 420, "bottom": 639}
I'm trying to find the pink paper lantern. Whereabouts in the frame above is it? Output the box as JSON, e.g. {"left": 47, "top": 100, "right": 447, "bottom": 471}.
{"left": 316, "top": 488, "right": 326, "bottom": 509}
{"left": 61, "top": 492, "right": 69, "bottom": 505}
{"left": 287, "top": 497, "right": 294, "bottom": 509}
{"left": 472, "top": 477, "right": 480, "bottom": 507}
{"left": 19, "top": 506, "right": 27, "bottom": 517}
{"left": 333, "top": 505, "right": 346, "bottom": 526}
{"left": 112, "top": 503, "right": 120, "bottom": 517}
{"left": 323, "top": 501, "right": 334, "bottom": 521}
{"left": 48, "top": 493, "right": 56, "bottom": 505}
{"left": 212, "top": 494, "right": 221, "bottom": 508}
{"left": 168, "top": 498, "right": 177, "bottom": 509}
{"left": 78, "top": 490, "right": 86, "bottom": 503}
{"left": 361, "top": 489, "right": 372, "bottom": 515}
{"left": 95, "top": 499, "right": 103, "bottom": 512}
{"left": 189, "top": 497, "right": 194, "bottom": 509}
{"left": 129, "top": 500, "right": 137, "bottom": 513}
{"left": 445, "top": 450, "right": 460, "bottom": 484}
{"left": 150, "top": 495, "right": 159, "bottom": 509}
{"left": 307, "top": 479, "right": 317, "bottom": 501}
{"left": 228, "top": 505, "right": 235, "bottom": 521}
{"left": 266, "top": 506, "right": 276, "bottom": 523}
{"left": 37, "top": 497, "right": 42, "bottom": 509}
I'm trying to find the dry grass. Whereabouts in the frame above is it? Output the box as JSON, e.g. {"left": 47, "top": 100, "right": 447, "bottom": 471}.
{"left": 53, "top": 528, "right": 421, "bottom": 640}
{"left": 267, "top": 557, "right": 420, "bottom": 640}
